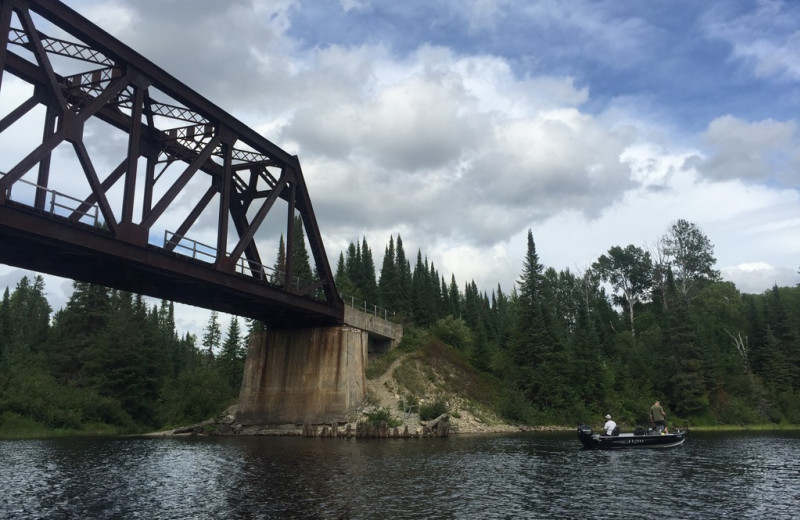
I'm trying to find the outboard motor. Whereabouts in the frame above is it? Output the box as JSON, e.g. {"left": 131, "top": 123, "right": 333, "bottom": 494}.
{"left": 577, "top": 425, "right": 593, "bottom": 436}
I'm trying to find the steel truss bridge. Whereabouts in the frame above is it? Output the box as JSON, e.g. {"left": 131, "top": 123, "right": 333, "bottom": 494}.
{"left": 0, "top": 0, "right": 344, "bottom": 328}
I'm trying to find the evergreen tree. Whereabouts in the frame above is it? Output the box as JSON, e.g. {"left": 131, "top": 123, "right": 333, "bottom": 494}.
{"left": 448, "top": 275, "right": 461, "bottom": 318}
{"left": 48, "top": 281, "right": 111, "bottom": 385}
{"left": 335, "top": 251, "right": 359, "bottom": 300}
{"left": 5, "top": 275, "right": 51, "bottom": 354}
{"left": 511, "top": 230, "right": 550, "bottom": 399}
{"left": 202, "top": 311, "right": 222, "bottom": 363}
{"left": 394, "top": 235, "right": 412, "bottom": 317}
{"left": 763, "top": 286, "right": 800, "bottom": 390}
{"left": 568, "top": 293, "right": 608, "bottom": 410}
{"left": 290, "top": 215, "right": 314, "bottom": 288}
{"left": 411, "top": 251, "right": 432, "bottom": 325}
{"left": 360, "top": 237, "right": 379, "bottom": 304}
{"left": 83, "top": 290, "right": 160, "bottom": 426}
{"left": 661, "top": 270, "right": 708, "bottom": 417}
{"left": 378, "top": 235, "right": 398, "bottom": 310}
{"left": 218, "top": 316, "right": 246, "bottom": 393}
{"left": 245, "top": 318, "right": 266, "bottom": 335}
{"left": 272, "top": 235, "right": 287, "bottom": 286}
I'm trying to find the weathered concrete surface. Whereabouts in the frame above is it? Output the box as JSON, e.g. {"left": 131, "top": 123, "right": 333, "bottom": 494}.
{"left": 343, "top": 307, "right": 403, "bottom": 343}
{"left": 236, "top": 326, "right": 368, "bottom": 425}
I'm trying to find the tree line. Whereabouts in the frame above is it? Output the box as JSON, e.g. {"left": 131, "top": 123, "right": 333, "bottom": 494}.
{"left": 333, "top": 219, "right": 800, "bottom": 426}
{"left": 1, "top": 218, "right": 799, "bottom": 435}
{"left": 0, "top": 277, "right": 252, "bottom": 434}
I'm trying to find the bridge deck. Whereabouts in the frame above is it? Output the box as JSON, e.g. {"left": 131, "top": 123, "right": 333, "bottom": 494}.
{"left": 0, "top": 202, "right": 343, "bottom": 328}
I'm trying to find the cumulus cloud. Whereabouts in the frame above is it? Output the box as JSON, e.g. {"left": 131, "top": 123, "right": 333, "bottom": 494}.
{"left": 699, "top": 115, "right": 799, "bottom": 186}
{"left": 722, "top": 262, "right": 799, "bottom": 294}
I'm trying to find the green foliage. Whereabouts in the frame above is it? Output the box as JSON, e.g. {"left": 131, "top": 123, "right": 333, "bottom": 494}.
{"left": 362, "top": 407, "right": 402, "bottom": 428}
{"left": 398, "top": 394, "right": 419, "bottom": 414}
{"left": 419, "top": 399, "right": 447, "bottom": 421}
{"left": 430, "top": 315, "right": 473, "bottom": 351}
{"left": 157, "top": 367, "right": 233, "bottom": 427}
{"left": 0, "top": 353, "right": 134, "bottom": 436}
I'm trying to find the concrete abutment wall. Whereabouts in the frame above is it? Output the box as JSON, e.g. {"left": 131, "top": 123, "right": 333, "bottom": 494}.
{"left": 236, "top": 326, "right": 368, "bottom": 425}
{"left": 235, "top": 308, "right": 403, "bottom": 426}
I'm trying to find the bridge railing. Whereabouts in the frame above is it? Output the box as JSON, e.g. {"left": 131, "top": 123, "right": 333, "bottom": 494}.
{"left": 0, "top": 172, "right": 101, "bottom": 226}
{"left": 163, "top": 230, "right": 308, "bottom": 290}
{"left": 1, "top": 179, "right": 399, "bottom": 321}
{"left": 340, "top": 293, "right": 397, "bottom": 322}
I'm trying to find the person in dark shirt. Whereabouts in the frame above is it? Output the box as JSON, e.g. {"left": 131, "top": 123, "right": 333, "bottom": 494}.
{"left": 649, "top": 400, "right": 668, "bottom": 433}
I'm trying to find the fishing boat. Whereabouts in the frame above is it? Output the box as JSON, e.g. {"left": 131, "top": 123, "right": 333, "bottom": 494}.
{"left": 577, "top": 424, "right": 688, "bottom": 449}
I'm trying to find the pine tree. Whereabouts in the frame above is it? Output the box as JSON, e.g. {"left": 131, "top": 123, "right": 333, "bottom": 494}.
{"left": 289, "top": 216, "right": 314, "bottom": 288}
{"left": 48, "top": 281, "right": 111, "bottom": 384}
{"left": 5, "top": 275, "right": 51, "bottom": 354}
{"left": 395, "top": 235, "right": 412, "bottom": 317}
{"left": 509, "top": 230, "right": 572, "bottom": 411}
{"left": 378, "top": 235, "right": 398, "bottom": 310}
{"left": 272, "top": 235, "right": 287, "bottom": 286}
{"left": 335, "top": 251, "right": 359, "bottom": 300}
{"left": 661, "top": 269, "right": 708, "bottom": 417}
{"left": 218, "top": 316, "right": 246, "bottom": 393}
{"left": 202, "top": 311, "right": 222, "bottom": 364}
{"left": 448, "top": 275, "right": 461, "bottom": 317}
{"left": 359, "top": 237, "right": 379, "bottom": 304}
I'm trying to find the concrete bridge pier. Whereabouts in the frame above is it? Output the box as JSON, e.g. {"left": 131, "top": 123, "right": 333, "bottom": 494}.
{"left": 236, "top": 326, "right": 367, "bottom": 425}
{"left": 235, "top": 308, "right": 403, "bottom": 426}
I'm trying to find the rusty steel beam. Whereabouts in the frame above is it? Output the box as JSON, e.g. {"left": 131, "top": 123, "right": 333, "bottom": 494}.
{"left": 0, "top": 0, "right": 343, "bottom": 327}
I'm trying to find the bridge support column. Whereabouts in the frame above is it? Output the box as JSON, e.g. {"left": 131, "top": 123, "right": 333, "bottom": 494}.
{"left": 235, "top": 326, "right": 368, "bottom": 425}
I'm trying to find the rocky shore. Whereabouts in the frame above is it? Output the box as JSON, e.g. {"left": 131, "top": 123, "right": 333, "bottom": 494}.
{"left": 148, "top": 352, "right": 546, "bottom": 438}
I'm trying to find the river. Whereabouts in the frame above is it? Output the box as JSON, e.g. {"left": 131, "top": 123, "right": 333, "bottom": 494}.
{"left": 1, "top": 430, "right": 798, "bottom": 519}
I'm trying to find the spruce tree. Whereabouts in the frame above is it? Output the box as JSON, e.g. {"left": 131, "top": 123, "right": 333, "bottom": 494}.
{"left": 360, "top": 237, "right": 379, "bottom": 305}
{"left": 202, "top": 311, "right": 222, "bottom": 364}
{"left": 219, "top": 316, "right": 246, "bottom": 393}
{"left": 511, "top": 230, "right": 556, "bottom": 405}
{"left": 5, "top": 275, "right": 51, "bottom": 354}
{"left": 395, "top": 235, "right": 412, "bottom": 317}
{"left": 335, "top": 251, "right": 359, "bottom": 300}
{"left": 48, "top": 281, "right": 111, "bottom": 385}
{"left": 272, "top": 235, "right": 287, "bottom": 286}
{"left": 661, "top": 269, "right": 708, "bottom": 417}
{"left": 378, "top": 235, "right": 398, "bottom": 310}
{"left": 290, "top": 216, "right": 314, "bottom": 288}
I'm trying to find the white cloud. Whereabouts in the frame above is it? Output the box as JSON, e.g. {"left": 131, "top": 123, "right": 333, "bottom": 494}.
{"left": 700, "top": 115, "right": 799, "bottom": 186}
{"left": 722, "top": 263, "right": 798, "bottom": 294}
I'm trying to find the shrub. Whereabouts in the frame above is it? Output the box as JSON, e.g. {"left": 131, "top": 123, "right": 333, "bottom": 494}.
{"left": 398, "top": 394, "right": 419, "bottom": 414}
{"left": 419, "top": 399, "right": 447, "bottom": 421}
{"left": 363, "top": 407, "right": 402, "bottom": 428}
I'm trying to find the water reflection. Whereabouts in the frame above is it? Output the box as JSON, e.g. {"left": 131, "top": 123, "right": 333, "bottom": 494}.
{"left": 1, "top": 431, "right": 799, "bottom": 519}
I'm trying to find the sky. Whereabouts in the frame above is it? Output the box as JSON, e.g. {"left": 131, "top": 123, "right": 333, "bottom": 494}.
{"left": 1, "top": 0, "right": 799, "bottom": 338}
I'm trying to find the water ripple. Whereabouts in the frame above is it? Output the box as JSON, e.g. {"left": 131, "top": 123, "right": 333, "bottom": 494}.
{"left": 1, "top": 431, "right": 799, "bottom": 519}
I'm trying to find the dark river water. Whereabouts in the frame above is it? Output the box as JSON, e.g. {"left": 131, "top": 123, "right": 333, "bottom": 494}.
{"left": 1, "top": 430, "right": 799, "bottom": 519}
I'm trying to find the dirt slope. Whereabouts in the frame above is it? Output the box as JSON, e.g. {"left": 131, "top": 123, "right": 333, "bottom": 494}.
{"left": 365, "top": 351, "right": 525, "bottom": 434}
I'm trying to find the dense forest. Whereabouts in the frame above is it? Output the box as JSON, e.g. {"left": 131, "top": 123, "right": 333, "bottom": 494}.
{"left": 1, "top": 218, "right": 799, "bottom": 436}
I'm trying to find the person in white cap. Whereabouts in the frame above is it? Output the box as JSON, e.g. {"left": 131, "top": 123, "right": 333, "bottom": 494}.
{"left": 603, "top": 414, "right": 617, "bottom": 435}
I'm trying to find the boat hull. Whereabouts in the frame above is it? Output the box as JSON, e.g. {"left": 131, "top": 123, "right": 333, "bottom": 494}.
{"left": 577, "top": 425, "right": 687, "bottom": 449}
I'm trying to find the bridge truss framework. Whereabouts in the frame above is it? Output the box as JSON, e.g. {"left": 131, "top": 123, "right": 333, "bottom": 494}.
{"left": 0, "top": 0, "right": 344, "bottom": 327}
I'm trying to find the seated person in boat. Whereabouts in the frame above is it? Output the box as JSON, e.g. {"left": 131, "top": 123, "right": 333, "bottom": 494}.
{"left": 603, "top": 414, "right": 618, "bottom": 435}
